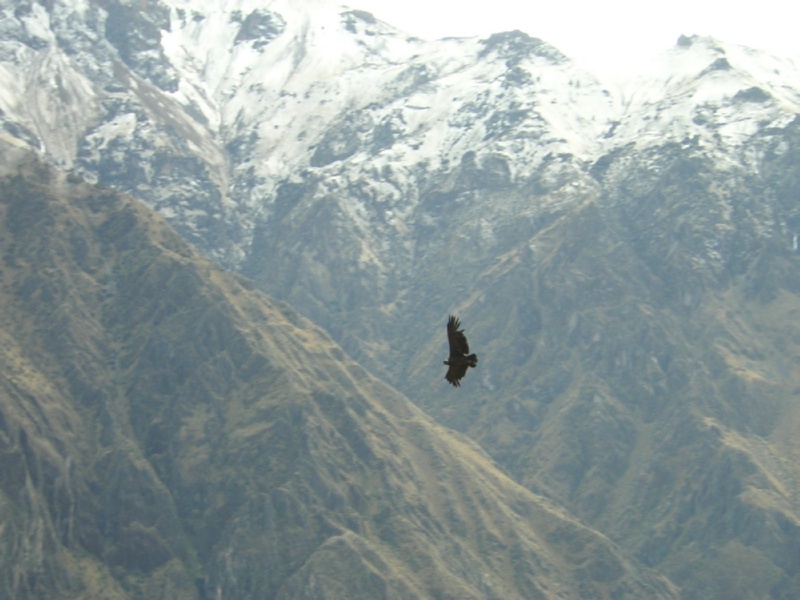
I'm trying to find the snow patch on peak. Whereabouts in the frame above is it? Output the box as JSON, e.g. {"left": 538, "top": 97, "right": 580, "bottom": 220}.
{"left": 609, "top": 35, "right": 800, "bottom": 154}
{"left": 12, "top": 1, "right": 56, "bottom": 48}
{"left": 19, "top": 46, "right": 100, "bottom": 166}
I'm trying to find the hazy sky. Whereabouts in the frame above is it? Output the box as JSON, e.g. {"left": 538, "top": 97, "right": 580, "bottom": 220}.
{"left": 352, "top": 0, "right": 800, "bottom": 76}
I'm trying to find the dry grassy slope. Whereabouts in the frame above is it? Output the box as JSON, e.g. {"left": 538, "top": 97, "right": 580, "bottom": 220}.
{"left": 0, "top": 150, "right": 679, "bottom": 599}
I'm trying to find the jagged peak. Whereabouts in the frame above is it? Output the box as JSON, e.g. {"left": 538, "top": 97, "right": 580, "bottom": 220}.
{"left": 616, "top": 32, "right": 800, "bottom": 117}
{"left": 479, "top": 29, "right": 568, "bottom": 65}
{"left": 674, "top": 33, "right": 726, "bottom": 53}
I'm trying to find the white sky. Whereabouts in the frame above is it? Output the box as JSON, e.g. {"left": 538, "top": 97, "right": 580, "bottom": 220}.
{"left": 351, "top": 0, "right": 800, "bottom": 76}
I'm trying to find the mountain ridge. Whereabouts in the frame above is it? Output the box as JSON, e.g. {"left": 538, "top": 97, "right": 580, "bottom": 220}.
{"left": 0, "top": 145, "right": 680, "bottom": 599}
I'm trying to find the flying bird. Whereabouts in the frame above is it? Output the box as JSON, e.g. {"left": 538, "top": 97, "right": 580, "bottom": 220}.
{"left": 444, "top": 315, "right": 478, "bottom": 386}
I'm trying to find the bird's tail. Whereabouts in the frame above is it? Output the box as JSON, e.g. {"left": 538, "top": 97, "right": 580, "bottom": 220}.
{"left": 467, "top": 354, "right": 478, "bottom": 368}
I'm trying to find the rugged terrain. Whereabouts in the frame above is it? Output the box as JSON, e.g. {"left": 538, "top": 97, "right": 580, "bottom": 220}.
{"left": 0, "top": 148, "right": 680, "bottom": 599}
{"left": 2, "top": 0, "right": 800, "bottom": 598}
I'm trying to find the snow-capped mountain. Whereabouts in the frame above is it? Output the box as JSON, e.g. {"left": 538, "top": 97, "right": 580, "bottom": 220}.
{"left": 3, "top": 1, "right": 800, "bottom": 268}
{"left": 615, "top": 34, "right": 800, "bottom": 159}
{"left": 1, "top": 0, "right": 621, "bottom": 262}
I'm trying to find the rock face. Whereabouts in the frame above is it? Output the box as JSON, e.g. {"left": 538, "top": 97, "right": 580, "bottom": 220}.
{"left": 3, "top": 1, "right": 800, "bottom": 598}
{"left": 0, "top": 148, "right": 679, "bottom": 599}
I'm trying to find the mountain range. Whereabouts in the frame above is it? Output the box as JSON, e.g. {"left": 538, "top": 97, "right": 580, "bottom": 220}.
{"left": 0, "top": 146, "right": 680, "bottom": 599}
{"left": 1, "top": 0, "right": 800, "bottom": 598}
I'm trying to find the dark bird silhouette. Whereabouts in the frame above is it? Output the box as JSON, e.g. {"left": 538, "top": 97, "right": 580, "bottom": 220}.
{"left": 444, "top": 315, "right": 478, "bottom": 386}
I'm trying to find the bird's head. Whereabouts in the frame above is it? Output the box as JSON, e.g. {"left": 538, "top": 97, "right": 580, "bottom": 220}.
{"left": 443, "top": 359, "right": 449, "bottom": 365}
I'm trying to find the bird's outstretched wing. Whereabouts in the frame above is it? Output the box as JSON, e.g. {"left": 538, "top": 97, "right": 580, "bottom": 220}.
{"left": 445, "top": 362, "right": 469, "bottom": 387}
{"left": 447, "top": 315, "right": 470, "bottom": 356}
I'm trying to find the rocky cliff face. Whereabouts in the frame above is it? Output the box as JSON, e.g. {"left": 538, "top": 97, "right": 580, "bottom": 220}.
{"left": 2, "top": 0, "right": 800, "bottom": 598}
{"left": 0, "top": 148, "right": 679, "bottom": 599}
{"left": 429, "top": 138, "right": 800, "bottom": 596}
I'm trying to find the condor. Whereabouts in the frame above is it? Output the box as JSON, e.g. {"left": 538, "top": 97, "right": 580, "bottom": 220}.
{"left": 443, "top": 315, "right": 478, "bottom": 386}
